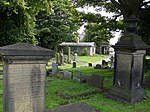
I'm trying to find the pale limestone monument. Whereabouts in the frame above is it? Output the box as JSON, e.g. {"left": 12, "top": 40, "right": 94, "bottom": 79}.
{"left": 0, "top": 43, "right": 54, "bottom": 112}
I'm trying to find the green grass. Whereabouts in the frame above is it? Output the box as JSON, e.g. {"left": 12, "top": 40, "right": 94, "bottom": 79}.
{"left": 0, "top": 80, "right": 3, "bottom": 111}
{"left": 45, "top": 77, "right": 98, "bottom": 109}
{"left": 1, "top": 55, "right": 150, "bottom": 112}
{"left": 47, "top": 54, "right": 107, "bottom": 70}
{"left": 77, "top": 54, "right": 107, "bottom": 63}
{"left": 0, "top": 75, "right": 150, "bottom": 112}
{"left": 45, "top": 77, "right": 150, "bottom": 112}
{"left": 68, "top": 67, "right": 113, "bottom": 76}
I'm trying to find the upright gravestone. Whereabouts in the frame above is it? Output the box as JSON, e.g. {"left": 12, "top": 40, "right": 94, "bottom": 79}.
{"left": 60, "top": 49, "right": 64, "bottom": 65}
{"left": 52, "top": 63, "right": 58, "bottom": 75}
{"left": 110, "top": 56, "right": 114, "bottom": 69}
{"left": 89, "top": 74, "right": 104, "bottom": 88}
{"left": 88, "top": 63, "right": 92, "bottom": 67}
{"left": 63, "top": 70, "right": 73, "bottom": 79}
{"left": 73, "top": 70, "right": 82, "bottom": 82}
{"left": 67, "top": 47, "right": 71, "bottom": 63}
{"left": 72, "top": 62, "right": 76, "bottom": 68}
{"left": 74, "top": 53, "right": 78, "bottom": 62}
{"left": 0, "top": 43, "right": 54, "bottom": 112}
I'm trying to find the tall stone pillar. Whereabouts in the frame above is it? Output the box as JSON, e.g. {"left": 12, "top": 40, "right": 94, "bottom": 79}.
{"left": 105, "top": 16, "right": 148, "bottom": 103}
{"left": 0, "top": 43, "right": 54, "bottom": 112}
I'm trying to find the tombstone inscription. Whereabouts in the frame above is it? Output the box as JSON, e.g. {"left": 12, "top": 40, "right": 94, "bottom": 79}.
{"left": 0, "top": 43, "right": 54, "bottom": 112}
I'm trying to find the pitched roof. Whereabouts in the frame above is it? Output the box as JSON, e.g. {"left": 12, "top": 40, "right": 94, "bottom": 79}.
{"left": 59, "top": 42, "right": 95, "bottom": 47}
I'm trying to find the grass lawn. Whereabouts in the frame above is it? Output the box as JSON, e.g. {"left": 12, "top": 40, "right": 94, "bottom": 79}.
{"left": 47, "top": 54, "right": 107, "bottom": 70}
{"left": 0, "top": 55, "right": 150, "bottom": 111}
{"left": 0, "top": 80, "right": 3, "bottom": 111}
{"left": 0, "top": 69, "right": 150, "bottom": 111}
{"left": 42, "top": 76, "right": 150, "bottom": 112}
{"left": 67, "top": 67, "right": 113, "bottom": 76}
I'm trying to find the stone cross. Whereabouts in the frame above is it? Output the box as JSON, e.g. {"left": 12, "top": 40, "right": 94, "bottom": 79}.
{"left": 0, "top": 43, "right": 54, "bottom": 112}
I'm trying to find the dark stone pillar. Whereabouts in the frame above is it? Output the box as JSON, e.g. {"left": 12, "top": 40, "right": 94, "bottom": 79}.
{"left": 105, "top": 16, "right": 148, "bottom": 103}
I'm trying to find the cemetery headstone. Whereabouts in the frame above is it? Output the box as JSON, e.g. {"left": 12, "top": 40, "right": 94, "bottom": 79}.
{"left": 52, "top": 63, "right": 58, "bottom": 75}
{"left": 110, "top": 56, "right": 114, "bottom": 69}
{"left": 48, "top": 102, "right": 99, "bottom": 112}
{"left": 56, "top": 53, "right": 60, "bottom": 65}
{"left": 72, "top": 62, "right": 76, "bottom": 68}
{"left": 0, "top": 43, "right": 54, "bottom": 112}
{"left": 73, "top": 70, "right": 82, "bottom": 82}
{"left": 88, "top": 63, "right": 92, "bottom": 67}
{"left": 80, "top": 74, "right": 91, "bottom": 83}
{"left": 74, "top": 53, "right": 78, "bottom": 62}
{"left": 56, "top": 71, "right": 64, "bottom": 78}
{"left": 63, "top": 70, "right": 73, "bottom": 79}
{"left": 89, "top": 74, "right": 104, "bottom": 88}
{"left": 94, "top": 64, "right": 101, "bottom": 69}
{"left": 67, "top": 47, "right": 71, "bottom": 63}
{"left": 60, "top": 49, "right": 64, "bottom": 65}
{"left": 102, "top": 60, "right": 108, "bottom": 69}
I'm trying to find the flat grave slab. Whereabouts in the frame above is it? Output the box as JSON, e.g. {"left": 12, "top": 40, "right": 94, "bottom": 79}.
{"left": 47, "top": 102, "right": 99, "bottom": 112}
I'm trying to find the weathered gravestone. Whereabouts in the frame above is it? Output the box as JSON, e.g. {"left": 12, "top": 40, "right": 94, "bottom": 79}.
{"left": 110, "top": 56, "right": 114, "bottom": 69}
{"left": 63, "top": 70, "right": 73, "bottom": 79}
{"left": 73, "top": 70, "right": 82, "bottom": 82}
{"left": 80, "top": 74, "right": 91, "bottom": 83}
{"left": 0, "top": 43, "right": 54, "bottom": 112}
{"left": 94, "top": 64, "right": 101, "bottom": 69}
{"left": 101, "top": 60, "right": 108, "bottom": 69}
{"left": 60, "top": 49, "right": 64, "bottom": 65}
{"left": 67, "top": 47, "right": 71, "bottom": 63}
{"left": 88, "top": 63, "right": 92, "bottom": 67}
{"left": 89, "top": 74, "right": 104, "bottom": 88}
{"left": 52, "top": 63, "right": 58, "bottom": 75}
{"left": 48, "top": 102, "right": 99, "bottom": 112}
{"left": 74, "top": 53, "right": 78, "bottom": 62}
{"left": 56, "top": 71, "right": 65, "bottom": 78}
{"left": 72, "top": 62, "right": 76, "bottom": 68}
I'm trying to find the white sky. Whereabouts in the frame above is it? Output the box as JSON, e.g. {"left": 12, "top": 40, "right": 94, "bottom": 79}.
{"left": 76, "top": 6, "right": 121, "bottom": 45}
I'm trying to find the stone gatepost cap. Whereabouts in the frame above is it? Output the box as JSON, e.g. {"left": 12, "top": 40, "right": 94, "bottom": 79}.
{"left": 0, "top": 43, "right": 55, "bottom": 57}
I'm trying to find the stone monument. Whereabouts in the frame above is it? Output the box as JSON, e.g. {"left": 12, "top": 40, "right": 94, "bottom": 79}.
{"left": 0, "top": 43, "right": 54, "bottom": 112}
{"left": 52, "top": 63, "right": 58, "bottom": 75}
{"left": 106, "top": 16, "right": 148, "bottom": 103}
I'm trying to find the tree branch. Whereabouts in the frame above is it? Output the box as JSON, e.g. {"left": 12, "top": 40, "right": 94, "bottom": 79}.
{"left": 110, "top": 0, "right": 121, "bottom": 9}
{"left": 141, "top": 1, "right": 150, "bottom": 7}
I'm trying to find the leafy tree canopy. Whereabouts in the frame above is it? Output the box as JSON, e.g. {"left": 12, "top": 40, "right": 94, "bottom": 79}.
{"left": 72, "top": 0, "right": 150, "bottom": 45}
{"left": 0, "top": 0, "right": 52, "bottom": 46}
{"left": 35, "top": 0, "right": 80, "bottom": 50}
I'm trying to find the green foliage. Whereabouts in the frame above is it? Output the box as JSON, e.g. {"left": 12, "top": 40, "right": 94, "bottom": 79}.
{"left": 139, "top": 7, "right": 150, "bottom": 55}
{"left": 84, "top": 22, "right": 112, "bottom": 45}
{"left": 145, "top": 58, "right": 150, "bottom": 73}
{"left": 80, "top": 48, "right": 88, "bottom": 56}
{"left": 35, "top": 0, "right": 80, "bottom": 50}
{"left": 76, "top": 2, "right": 124, "bottom": 44}
{"left": 0, "top": 0, "right": 52, "bottom": 46}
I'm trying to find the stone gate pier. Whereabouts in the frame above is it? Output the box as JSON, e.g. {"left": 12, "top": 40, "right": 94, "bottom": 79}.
{"left": 0, "top": 43, "right": 54, "bottom": 112}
